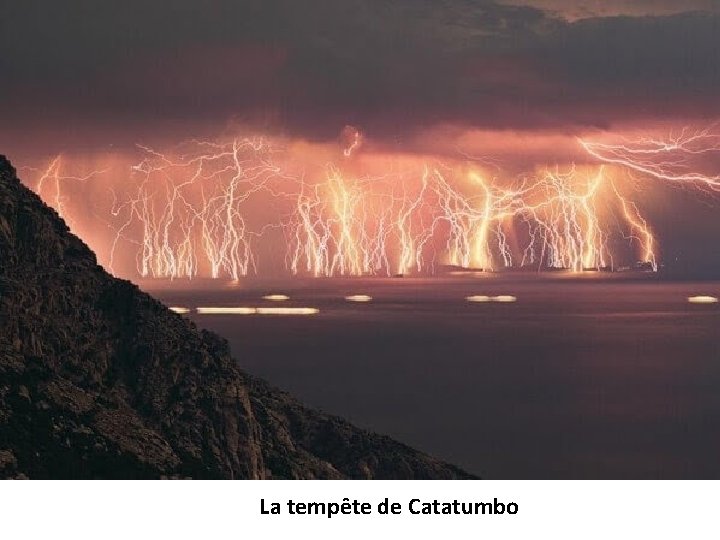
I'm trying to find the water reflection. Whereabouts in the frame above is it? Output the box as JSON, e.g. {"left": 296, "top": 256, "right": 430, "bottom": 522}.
{"left": 196, "top": 306, "right": 319, "bottom": 316}
{"left": 256, "top": 307, "right": 319, "bottom": 316}
{"left": 345, "top": 295, "right": 373, "bottom": 302}
{"left": 687, "top": 296, "right": 718, "bottom": 304}
{"left": 493, "top": 295, "right": 518, "bottom": 303}
{"left": 263, "top": 294, "right": 290, "bottom": 302}
{"left": 466, "top": 295, "right": 491, "bottom": 303}
{"left": 197, "top": 307, "right": 257, "bottom": 314}
{"left": 466, "top": 295, "right": 517, "bottom": 303}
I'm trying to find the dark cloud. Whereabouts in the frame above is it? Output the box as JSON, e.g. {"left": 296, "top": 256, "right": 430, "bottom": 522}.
{"left": 1, "top": 0, "right": 719, "bottom": 148}
{"left": 499, "top": 0, "right": 720, "bottom": 20}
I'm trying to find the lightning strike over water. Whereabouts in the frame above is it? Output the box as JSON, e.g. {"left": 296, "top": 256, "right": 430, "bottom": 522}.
{"left": 580, "top": 127, "right": 720, "bottom": 192}
{"left": 24, "top": 156, "right": 107, "bottom": 231}
{"left": 21, "top": 128, "right": 698, "bottom": 281}
{"left": 107, "top": 138, "right": 289, "bottom": 279}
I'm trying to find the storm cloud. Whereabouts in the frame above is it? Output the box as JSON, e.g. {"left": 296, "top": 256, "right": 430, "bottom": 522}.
{"left": 1, "top": 0, "right": 719, "bottom": 149}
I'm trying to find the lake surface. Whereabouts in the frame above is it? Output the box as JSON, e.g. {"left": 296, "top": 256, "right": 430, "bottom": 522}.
{"left": 147, "top": 275, "right": 720, "bottom": 479}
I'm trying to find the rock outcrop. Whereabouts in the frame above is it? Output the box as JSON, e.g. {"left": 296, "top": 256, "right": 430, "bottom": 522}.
{"left": 0, "top": 155, "right": 473, "bottom": 479}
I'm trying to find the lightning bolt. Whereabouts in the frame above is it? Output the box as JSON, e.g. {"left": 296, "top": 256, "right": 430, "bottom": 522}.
{"left": 23, "top": 130, "right": 665, "bottom": 279}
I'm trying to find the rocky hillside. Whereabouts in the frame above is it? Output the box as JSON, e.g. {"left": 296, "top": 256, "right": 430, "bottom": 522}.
{"left": 0, "top": 155, "right": 473, "bottom": 479}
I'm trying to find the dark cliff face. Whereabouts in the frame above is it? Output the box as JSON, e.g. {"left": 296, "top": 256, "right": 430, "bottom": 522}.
{"left": 0, "top": 155, "right": 473, "bottom": 479}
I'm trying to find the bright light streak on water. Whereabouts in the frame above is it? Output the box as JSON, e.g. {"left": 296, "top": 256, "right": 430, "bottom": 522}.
{"left": 196, "top": 306, "right": 319, "bottom": 315}
{"left": 169, "top": 307, "right": 190, "bottom": 314}
{"left": 687, "top": 296, "right": 719, "bottom": 304}
{"left": 345, "top": 295, "right": 373, "bottom": 302}
{"left": 263, "top": 294, "right": 290, "bottom": 301}
{"left": 256, "top": 307, "right": 319, "bottom": 316}
{"left": 493, "top": 295, "right": 518, "bottom": 303}
{"left": 466, "top": 295, "right": 492, "bottom": 303}
{"left": 197, "top": 307, "right": 257, "bottom": 315}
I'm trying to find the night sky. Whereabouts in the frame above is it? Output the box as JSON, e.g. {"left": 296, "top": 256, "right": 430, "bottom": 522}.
{"left": 1, "top": 1, "right": 719, "bottom": 275}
